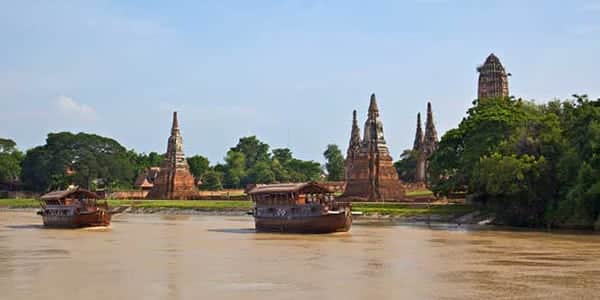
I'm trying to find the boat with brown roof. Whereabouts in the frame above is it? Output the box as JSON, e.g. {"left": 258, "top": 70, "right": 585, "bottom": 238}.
{"left": 247, "top": 182, "right": 360, "bottom": 233}
{"left": 37, "top": 188, "right": 111, "bottom": 228}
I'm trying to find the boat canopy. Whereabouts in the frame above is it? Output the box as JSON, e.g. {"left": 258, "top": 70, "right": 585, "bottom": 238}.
{"left": 247, "top": 182, "right": 332, "bottom": 195}
{"left": 40, "top": 188, "right": 98, "bottom": 202}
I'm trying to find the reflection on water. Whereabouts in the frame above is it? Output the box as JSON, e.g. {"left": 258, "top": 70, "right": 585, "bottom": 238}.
{"left": 1, "top": 211, "right": 600, "bottom": 300}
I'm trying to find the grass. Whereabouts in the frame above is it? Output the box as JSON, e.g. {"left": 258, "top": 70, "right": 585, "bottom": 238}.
{"left": 405, "top": 189, "right": 434, "bottom": 197}
{"left": 351, "top": 203, "right": 474, "bottom": 217}
{"left": 0, "top": 198, "right": 474, "bottom": 218}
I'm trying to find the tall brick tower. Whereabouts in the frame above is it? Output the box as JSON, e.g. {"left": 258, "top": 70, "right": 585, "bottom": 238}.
{"left": 344, "top": 110, "right": 362, "bottom": 181}
{"left": 147, "top": 112, "right": 197, "bottom": 199}
{"left": 422, "top": 102, "right": 438, "bottom": 182}
{"left": 342, "top": 94, "right": 405, "bottom": 201}
{"left": 412, "top": 112, "right": 425, "bottom": 182}
{"left": 477, "top": 53, "right": 509, "bottom": 100}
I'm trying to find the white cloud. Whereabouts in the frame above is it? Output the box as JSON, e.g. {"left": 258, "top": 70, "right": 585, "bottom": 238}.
{"left": 56, "top": 96, "right": 97, "bottom": 120}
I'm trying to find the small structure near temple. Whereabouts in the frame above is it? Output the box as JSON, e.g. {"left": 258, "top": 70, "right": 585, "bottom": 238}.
{"left": 413, "top": 102, "right": 439, "bottom": 183}
{"left": 146, "top": 112, "right": 197, "bottom": 200}
{"left": 477, "top": 53, "right": 510, "bottom": 100}
{"left": 134, "top": 167, "right": 161, "bottom": 191}
{"left": 248, "top": 182, "right": 356, "bottom": 233}
{"left": 342, "top": 94, "right": 405, "bottom": 201}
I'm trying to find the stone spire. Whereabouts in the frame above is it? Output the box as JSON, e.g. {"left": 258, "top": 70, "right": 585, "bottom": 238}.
{"left": 346, "top": 110, "right": 361, "bottom": 159}
{"left": 171, "top": 111, "right": 180, "bottom": 136}
{"left": 423, "top": 102, "right": 438, "bottom": 157}
{"left": 147, "top": 111, "right": 197, "bottom": 200}
{"left": 477, "top": 53, "right": 509, "bottom": 100}
{"left": 362, "top": 93, "right": 387, "bottom": 151}
{"left": 413, "top": 113, "right": 423, "bottom": 151}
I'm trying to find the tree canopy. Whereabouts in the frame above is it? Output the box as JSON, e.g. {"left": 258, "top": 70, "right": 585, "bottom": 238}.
{"left": 323, "top": 144, "right": 344, "bottom": 181}
{"left": 20, "top": 132, "right": 136, "bottom": 191}
{"left": 429, "top": 96, "right": 600, "bottom": 228}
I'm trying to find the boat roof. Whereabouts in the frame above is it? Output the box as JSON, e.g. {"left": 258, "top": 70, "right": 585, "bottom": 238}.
{"left": 40, "top": 188, "right": 98, "bottom": 201}
{"left": 247, "top": 182, "right": 331, "bottom": 195}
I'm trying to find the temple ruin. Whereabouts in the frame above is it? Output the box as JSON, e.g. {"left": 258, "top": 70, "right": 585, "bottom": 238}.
{"left": 477, "top": 53, "right": 509, "bottom": 100}
{"left": 413, "top": 102, "right": 438, "bottom": 184}
{"left": 146, "top": 112, "right": 197, "bottom": 200}
{"left": 342, "top": 94, "right": 405, "bottom": 201}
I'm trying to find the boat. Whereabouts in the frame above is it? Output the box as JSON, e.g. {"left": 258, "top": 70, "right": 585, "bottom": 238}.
{"left": 37, "top": 188, "right": 111, "bottom": 228}
{"left": 247, "top": 182, "right": 360, "bottom": 233}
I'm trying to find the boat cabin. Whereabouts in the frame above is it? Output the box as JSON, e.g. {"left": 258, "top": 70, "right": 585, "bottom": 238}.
{"left": 248, "top": 182, "right": 335, "bottom": 207}
{"left": 39, "top": 188, "right": 105, "bottom": 216}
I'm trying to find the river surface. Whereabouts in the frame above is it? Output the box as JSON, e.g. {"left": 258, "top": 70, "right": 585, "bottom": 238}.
{"left": 1, "top": 211, "right": 600, "bottom": 300}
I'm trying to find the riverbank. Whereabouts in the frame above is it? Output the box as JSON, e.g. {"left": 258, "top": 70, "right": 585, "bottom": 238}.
{"left": 0, "top": 199, "right": 476, "bottom": 223}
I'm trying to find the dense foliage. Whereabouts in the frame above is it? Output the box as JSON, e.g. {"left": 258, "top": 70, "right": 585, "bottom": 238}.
{"left": 0, "top": 138, "right": 23, "bottom": 185}
{"left": 429, "top": 96, "right": 600, "bottom": 228}
{"left": 394, "top": 149, "right": 418, "bottom": 182}
{"left": 20, "top": 132, "right": 136, "bottom": 191}
{"left": 323, "top": 144, "right": 344, "bottom": 181}
{"left": 219, "top": 136, "right": 323, "bottom": 189}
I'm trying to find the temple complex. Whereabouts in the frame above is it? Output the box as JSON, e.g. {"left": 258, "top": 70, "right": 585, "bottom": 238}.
{"left": 342, "top": 94, "right": 405, "bottom": 201}
{"left": 413, "top": 102, "right": 438, "bottom": 183}
{"left": 146, "top": 112, "right": 197, "bottom": 200}
{"left": 477, "top": 53, "right": 509, "bottom": 100}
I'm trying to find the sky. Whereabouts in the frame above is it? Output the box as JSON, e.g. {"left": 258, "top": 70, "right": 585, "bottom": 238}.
{"left": 1, "top": 0, "right": 599, "bottom": 164}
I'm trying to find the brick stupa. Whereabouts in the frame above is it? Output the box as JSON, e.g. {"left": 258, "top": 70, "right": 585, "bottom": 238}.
{"left": 342, "top": 94, "right": 405, "bottom": 201}
{"left": 147, "top": 112, "right": 197, "bottom": 200}
{"left": 477, "top": 53, "right": 509, "bottom": 100}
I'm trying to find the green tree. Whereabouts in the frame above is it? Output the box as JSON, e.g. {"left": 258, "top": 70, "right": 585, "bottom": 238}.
{"left": 0, "top": 138, "right": 24, "bottom": 184}
{"left": 223, "top": 150, "right": 246, "bottom": 188}
{"left": 323, "top": 144, "right": 344, "bottom": 181}
{"left": 286, "top": 159, "right": 322, "bottom": 182}
{"left": 429, "top": 97, "right": 537, "bottom": 196}
{"left": 394, "top": 149, "right": 418, "bottom": 182}
{"left": 187, "top": 155, "right": 210, "bottom": 179}
{"left": 272, "top": 148, "right": 293, "bottom": 165}
{"left": 230, "top": 136, "right": 270, "bottom": 169}
{"left": 20, "top": 132, "right": 135, "bottom": 191}
{"left": 246, "top": 161, "right": 276, "bottom": 184}
{"left": 201, "top": 170, "right": 223, "bottom": 191}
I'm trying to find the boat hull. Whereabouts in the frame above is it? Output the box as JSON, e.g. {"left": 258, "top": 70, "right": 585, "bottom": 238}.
{"left": 41, "top": 211, "right": 111, "bottom": 228}
{"left": 254, "top": 213, "right": 351, "bottom": 234}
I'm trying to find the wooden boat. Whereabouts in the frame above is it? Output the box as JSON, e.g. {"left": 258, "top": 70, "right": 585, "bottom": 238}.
{"left": 247, "top": 182, "right": 361, "bottom": 233}
{"left": 37, "top": 188, "right": 111, "bottom": 228}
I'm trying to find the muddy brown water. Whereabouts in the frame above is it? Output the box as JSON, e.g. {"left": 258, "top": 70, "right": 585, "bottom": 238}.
{"left": 1, "top": 211, "right": 600, "bottom": 300}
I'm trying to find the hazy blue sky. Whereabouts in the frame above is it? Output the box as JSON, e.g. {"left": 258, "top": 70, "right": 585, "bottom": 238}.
{"left": 1, "top": 0, "right": 599, "bottom": 164}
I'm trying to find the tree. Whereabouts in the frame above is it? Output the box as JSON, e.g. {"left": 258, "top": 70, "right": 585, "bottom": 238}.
{"left": 187, "top": 155, "right": 210, "bottom": 179}
{"left": 394, "top": 149, "right": 418, "bottom": 182}
{"left": 223, "top": 150, "right": 246, "bottom": 188}
{"left": 201, "top": 170, "right": 223, "bottom": 191}
{"left": 230, "top": 136, "right": 270, "bottom": 169}
{"left": 286, "top": 159, "right": 322, "bottom": 182}
{"left": 272, "top": 148, "right": 293, "bottom": 165}
{"left": 429, "top": 97, "right": 537, "bottom": 196}
{"left": 20, "top": 132, "right": 135, "bottom": 191}
{"left": 0, "top": 138, "right": 23, "bottom": 184}
{"left": 246, "top": 161, "right": 276, "bottom": 184}
{"left": 323, "top": 144, "right": 344, "bottom": 181}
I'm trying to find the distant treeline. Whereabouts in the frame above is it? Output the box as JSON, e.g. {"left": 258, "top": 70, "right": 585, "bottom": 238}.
{"left": 0, "top": 134, "right": 345, "bottom": 192}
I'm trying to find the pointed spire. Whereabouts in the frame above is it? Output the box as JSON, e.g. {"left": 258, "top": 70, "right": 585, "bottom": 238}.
{"left": 347, "top": 109, "right": 362, "bottom": 158}
{"left": 171, "top": 111, "right": 180, "bottom": 136}
{"left": 413, "top": 113, "right": 423, "bottom": 151}
{"left": 368, "top": 93, "right": 379, "bottom": 114}
{"left": 423, "top": 102, "right": 438, "bottom": 156}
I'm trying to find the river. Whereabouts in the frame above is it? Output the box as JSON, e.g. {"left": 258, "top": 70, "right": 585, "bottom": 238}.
{"left": 1, "top": 211, "right": 599, "bottom": 300}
